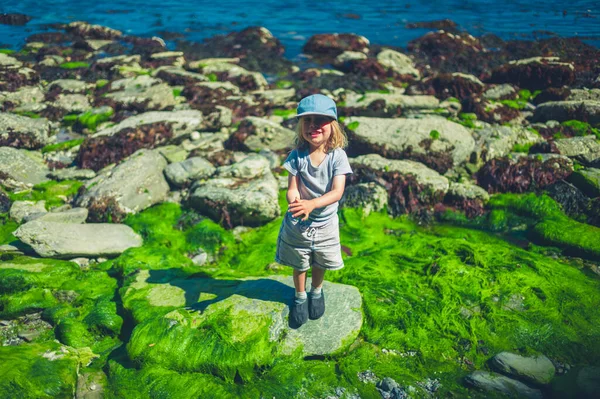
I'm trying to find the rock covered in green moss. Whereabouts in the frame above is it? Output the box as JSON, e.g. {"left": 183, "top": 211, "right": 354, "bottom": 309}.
{"left": 14, "top": 220, "right": 142, "bottom": 258}
{"left": 569, "top": 167, "right": 600, "bottom": 197}
{"left": 490, "top": 352, "right": 555, "bottom": 385}
{"left": 465, "top": 370, "right": 543, "bottom": 398}
{"left": 122, "top": 274, "right": 361, "bottom": 380}
{"left": 0, "top": 342, "right": 80, "bottom": 398}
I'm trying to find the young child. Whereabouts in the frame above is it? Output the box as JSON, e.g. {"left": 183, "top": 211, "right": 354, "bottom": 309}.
{"left": 275, "top": 94, "right": 352, "bottom": 327}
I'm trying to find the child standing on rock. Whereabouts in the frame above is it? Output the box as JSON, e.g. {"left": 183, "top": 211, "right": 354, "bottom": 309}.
{"left": 275, "top": 94, "right": 353, "bottom": 327}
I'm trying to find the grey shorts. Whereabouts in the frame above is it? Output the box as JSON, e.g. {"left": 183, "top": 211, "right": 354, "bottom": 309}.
{"left": 275, "top": 213, "right": 344, "bottom": 272}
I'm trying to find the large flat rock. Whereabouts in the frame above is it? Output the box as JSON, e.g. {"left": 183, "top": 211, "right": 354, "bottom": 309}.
{"left": 345, "top": 116, "right": 474, "bottom": 173}
{"left": 491, "top": 352, "right": 556, "bottom": 385}
{"left": 0, "top": 113, "right": 54, "bottom": 150}
{"left": 13, "top": 220, "right": 142, "bottom": 258}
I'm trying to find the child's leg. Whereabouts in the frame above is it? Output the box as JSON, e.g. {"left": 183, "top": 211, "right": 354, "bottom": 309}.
{"left": 293, "top": 269, "right": 308, "bottom": 295}
{"left": 310, "top": 266, "right": 325, "bottom": 290}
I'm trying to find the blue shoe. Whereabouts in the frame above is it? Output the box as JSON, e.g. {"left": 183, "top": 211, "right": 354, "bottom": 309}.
{"left": 309, "top": 290, "right": 325, "bottom": 320}
{"left": 290, "top": 298, "right": 308, "bottom": 328}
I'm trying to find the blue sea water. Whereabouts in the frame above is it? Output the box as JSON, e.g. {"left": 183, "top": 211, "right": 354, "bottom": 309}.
{"left": 0, "top": 0, "right": 599, "bottom": 60}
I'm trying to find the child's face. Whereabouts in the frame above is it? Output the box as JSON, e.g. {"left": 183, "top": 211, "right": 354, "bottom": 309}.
{"left": 301, "top": 115, "right": 333, "bottom": 151}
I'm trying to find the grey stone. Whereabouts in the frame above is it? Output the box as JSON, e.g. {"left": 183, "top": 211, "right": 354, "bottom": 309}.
{"left": 52, "top": 94, "right": 92, "bottom": 113}
{"left": 341, "top": 182, "right": 388, "bottom": 215}
{"left": 258, "top": 149, "right": 282, "bottom": 168}
{"left": 532, "top": 101, "right": 600, "bottom": 125}
{"left": 164, "top": 156, "right": 216, "bottom": 187}
{"left": 473, "top": 125, "right": 543, "bottom": 163}
{"left": 48, "top": 167, "right": 96, "bottom": 181}
{"left": 0, "top": 52, "right": 22, "bottom": 68}
{"left": 216, "top": 154, "right": 271, "bottom": 180}
{"left": 0, "top": 112, "right": 54, "bottom": 149}
{"left": 191, "top": 250, "right": 209, "bottom": 266}
{"left": 0, "top": 86, "right": 45, "bottom": 108}
{"left": 156, "top": 145, "right": 189, "bottom": 164}
{"left": 344, "top": 116, "right": 474, "bottom": 167}
{"left": 105, "top": 75, "right": 178, "bottom": 111}
{"left": 26, "top": 207, "right": 88, "bottom": 224}
{"left": 569, "top": 168, "right": 600, "bottom": 197}
{"left": 343, "top": 93, "right": 439, "bottom": 114}
{"left": 154, "top": 66, "right": 208, "bottom": 83}
{"left": 92, "top": 110, "right": 204, "bottom": 140}
{"left": 377, "top": 49, "right": 420, "bottom": 78}
{"left": 553, "top": 136, "right": 600, "bottom": 157}
{"left": 350, "top": 154, "right": 450, "bottom": 194}
{"left": 446, "top": 182, "right": 490, "bottom": 202}
{"left": 10, "top": 200, "right": 47, "bottom": 223}
{"left": 0, "top": 147, "right": 50, "bottom": 188}
{"left": 76, "top": 149, "right": 170, "bottom": 216}
{"left": 200, "top": 62, "right": 268, "bottom": 90}
{"left": 48, "top": 80, "right": 92, "bottom": 94}
{"left": 253, "top": 88, "right": 296, "bottom": 107}
{"left": 189, "top": 172, "right": 280, "bottom": 226}
{"left": 235, "top": 116, "right": 296, "bottom": 152}
{"left": 0, "top": 244, "right": 23, "bottom": 255}
{"left": 491, "top": 352, "right": 555, "bottom": 385}
{"left": 14, "top": 220, "right": 142, "bottom": 258}
{"left": 334, "top": 51, "right": 368, "bottom": 66}
{"left": 567, "top": 89, "right": 600, "bottom": 102}
{"left": 465, "top": 371, "right": 543, "bottom": 399}
{"left": 484, "top": 84, "right": 517, "bottom": 100}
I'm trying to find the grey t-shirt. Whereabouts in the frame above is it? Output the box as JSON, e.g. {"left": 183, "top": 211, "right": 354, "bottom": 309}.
{"left": 283, "top": 147, "right": 353, "bottom": 226}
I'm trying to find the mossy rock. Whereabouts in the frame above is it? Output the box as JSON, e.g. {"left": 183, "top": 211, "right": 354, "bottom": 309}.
{"left": 123, "top": 274, "right": 362, "bottom": 380}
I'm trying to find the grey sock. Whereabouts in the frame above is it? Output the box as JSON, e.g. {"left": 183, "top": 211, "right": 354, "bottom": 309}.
{"left": 295, "top": 291, "right": 307, "bottom": 304}
{"left": 310, "top": 286, "right": 322, "bottom": 298}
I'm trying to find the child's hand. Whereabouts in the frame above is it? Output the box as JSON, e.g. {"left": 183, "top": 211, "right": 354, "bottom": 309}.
{"left": 288, "top": 199, "right": 315, "bottom": 221}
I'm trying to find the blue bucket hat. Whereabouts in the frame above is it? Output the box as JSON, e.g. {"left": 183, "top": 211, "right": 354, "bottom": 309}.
{"left": 296, "top": 94, "right": 338, "bottom": 121}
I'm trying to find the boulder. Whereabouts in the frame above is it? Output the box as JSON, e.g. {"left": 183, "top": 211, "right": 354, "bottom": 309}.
{"left": 303, "top": 33, "right": 369, "bottom": 57}
{"left": 532, "top": 101, "right": 600, "bottom": 125}
{"left": 0, "top": 86, "right": 45, "bottom": 109}
{"left": 198, "top": 62, "right": 268, "bottom": 91}
{"left": 0, "top": 147, "right": 50, "bottom": 188}
{"left": 52, "top": 94, "right": 92, "bottom": 114}
{"left": 10, "top": 200, "right": 47, "bottom": 223}
{"left": 189, "top": 170, "right": 280, "bottom": 227}
{"left": 340, "top": 182, "right": 388, "bottom": 215}
{"left": 47, "top": 168, "right": 96, "bottom": 181}
{"left": 76, "top": 149, "right": 170, "bottom": 222}
{"left": 446, "top": 182, "right": 490, "bottom": 202}
{"left": 552, "top": 136, "right": 600, "bottom": 158}
{"left": 123, "top": 274, "right": 362, "bottom": 378}
{"left": 25, "top": 207, "right": 89, "bottom": 224}
{"left": 376, "top": 49, "right": 420, "bottom": 78}
{"left": 0, "top": 113, "right": 54, "bottom": 149}
{"left": 465, "top": 371, "right": 542, "bottom": 399}
{"left": 489, "top": 57, "right": 575, "bottom": 90}
{"left": 569, "top": 168, "right": 600, "bottom": 197}
{"left": 164, "top": 157, "right": 216, "bottom": 187}
{"left": 154, "top": 66, "right": 208, "bottom": 85}
{"left": 227, "top": 116, "right": 295, "bottom": 153}
{"left": 47, "top": 79, "right": 91, "bottom": 94}
{"left": 215, "top": 154, "right": 271, "bottom": 180}
{"left": 473, "top": 125, "right": 543, "bottom": 163}
{"left": 490, "top": 352, "right": 555, "bottom": 385}
{"left": 104, "top": 75, "right": 178, "bottom": 111}
{"left": 342, "top": 92, "right": 439, "bottom": 117}
{"left": 345, "top": 116, "right": 474, "bottom": 173}
{"left": 91, "top": 110, "right": 204, "bottom": 140}
{"left": 13, "top": 220, "right": 142, "bottom": 258}
{"left": 350, "top": 153, "right": 449, "bottom": 215}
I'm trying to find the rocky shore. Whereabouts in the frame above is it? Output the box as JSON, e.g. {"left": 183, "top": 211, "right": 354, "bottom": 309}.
{"left": 1, "top": 18, "right": 599, "bottom": 398}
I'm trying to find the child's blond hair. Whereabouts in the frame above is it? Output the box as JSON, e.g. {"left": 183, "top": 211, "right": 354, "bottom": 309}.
{"left": 294, "top": 119, "right": 348, "bottom": 152}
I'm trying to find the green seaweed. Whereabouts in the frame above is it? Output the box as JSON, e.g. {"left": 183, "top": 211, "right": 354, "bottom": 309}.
{"left": 561, "top": 120, "right": 600, "bottom": 139}
{"left": 59, "top": 61, "right": 90, "bottom": 70}
{"left": 8, "top": 180, "right": 83, "bottom": 209}
{"left": 78, "top": 108, "right": 115, "bottom": 131}
{"left": 41, "top": 138, "right": 84, "bottom": 154}
{"left": 275, "top": 80, "right": 293, "bottom": 89}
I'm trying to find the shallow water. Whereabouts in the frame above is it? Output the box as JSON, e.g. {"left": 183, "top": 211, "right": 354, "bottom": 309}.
{"left": 0, "top": 0, "right": 599, "bottom": 59}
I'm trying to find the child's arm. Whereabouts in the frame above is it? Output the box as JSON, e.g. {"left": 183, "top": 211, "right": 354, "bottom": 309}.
{"left": 286, "top": 174, "right": 301, "bottom": 204}
{"left": 288, "top": 175, "right": 346, "bottom": 220}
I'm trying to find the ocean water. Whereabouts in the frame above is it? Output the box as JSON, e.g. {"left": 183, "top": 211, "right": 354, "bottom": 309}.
{"left": 0, "top": 0, "right": 599, "bottom": 60}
